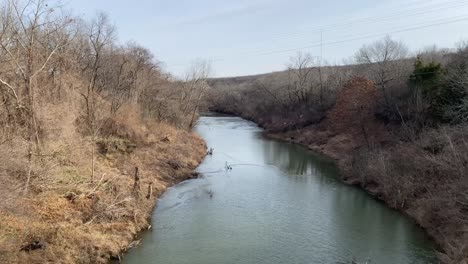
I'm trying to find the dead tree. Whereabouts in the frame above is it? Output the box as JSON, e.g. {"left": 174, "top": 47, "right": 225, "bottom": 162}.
{"left": 0, "top": 0, "right": 73, "bottom": 192}
{"left": 286, "top": 52, "right": 316, "bottom": 105}
{"left": 80, "top": 12, "right": 115, "bottom": 182}
{"left": 181, "top": 60, "right": 211, "bottom": 129}
{"left": 355, "top": 35, "right": 408, "bottom": 107}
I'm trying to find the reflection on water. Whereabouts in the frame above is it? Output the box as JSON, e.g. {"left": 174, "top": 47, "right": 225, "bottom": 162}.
{"left": 259, "top": 135, "right": 339, "bottom": 178}
{"left": 123, "top": 116, "right": 437, "bottom": 264}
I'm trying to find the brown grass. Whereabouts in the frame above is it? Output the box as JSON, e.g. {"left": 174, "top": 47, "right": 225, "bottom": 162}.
{"left": 0, "top": 97, "right": 206, "bottom": 263}
{"left": 273, "top": 126, "right": 468, "bottom": 264}
{"left": 351, "top": 125, "right": 468, "bottom": 263}
{"left": 267, "top": 78, "right": 468, "bottom": 264}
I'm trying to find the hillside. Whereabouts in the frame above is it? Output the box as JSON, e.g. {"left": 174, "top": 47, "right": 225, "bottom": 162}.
{"left": 208, "top": 39, "right": 468, "bottom": 264}
{"left": 0, "top": 1, "right": 208, "bottom": 263}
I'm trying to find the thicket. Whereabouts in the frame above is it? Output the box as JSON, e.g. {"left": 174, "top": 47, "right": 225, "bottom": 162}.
{"left": 209, "top": 37, "right": 468, "bottom": 133}
{"left": 353, "top": 43, "right": 468, "bottom": 264}
{"left": 208, "top": 54, "right": 352, "bottom": 131}
{"left": 0, "top": 0, "right": 208, "bottom": 262}
{"left": 209, "top": 37, "right": 468, "bottom": 263}
{"left": 0, "top": 0, "right": 210, "bottom": 190}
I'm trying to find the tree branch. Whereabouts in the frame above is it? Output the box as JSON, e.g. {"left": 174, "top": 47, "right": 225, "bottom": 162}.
{"left": 0, "top": 77, "right": 19, "bottom": 101}
{"left": 31, "top": 42, "right": 62, "bottom": 78}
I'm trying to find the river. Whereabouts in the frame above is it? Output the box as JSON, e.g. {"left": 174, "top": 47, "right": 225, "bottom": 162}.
{"left": 123, "top": 116, "right": 437, "bottom": 264}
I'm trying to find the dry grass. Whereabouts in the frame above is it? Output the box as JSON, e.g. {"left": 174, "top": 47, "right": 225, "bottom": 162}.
{"left": 351, "top": 125, "right": 468, "bottom": 263}
{"left": 266, "top": 79, "right": 468, "bottom": 264}
{"left": 0, "top": 96, "right": 206, "bottom": 263}
{"left": 0, "top": 2, "right": 209, "bottom": 262}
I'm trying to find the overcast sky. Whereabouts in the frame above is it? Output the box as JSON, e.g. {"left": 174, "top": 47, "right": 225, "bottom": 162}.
{"left": 66, "top": 0, "right": 468, "bottom": 77}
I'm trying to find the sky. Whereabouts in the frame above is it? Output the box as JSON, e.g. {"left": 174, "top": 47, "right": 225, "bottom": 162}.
{"left": 65, "top": 0, "right": 468, "bottom": 77}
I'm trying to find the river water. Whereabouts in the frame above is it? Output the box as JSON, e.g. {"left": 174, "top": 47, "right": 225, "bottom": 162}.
{"left": 123, "top": 116, "right": 437, "bottom": 264}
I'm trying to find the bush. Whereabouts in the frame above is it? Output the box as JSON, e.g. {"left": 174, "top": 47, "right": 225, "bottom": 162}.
{"left": 352, "top": 125, "right": 468, "bottom": 263}
{"left": 406, "top": 47, "right": 468, "bottom": 124}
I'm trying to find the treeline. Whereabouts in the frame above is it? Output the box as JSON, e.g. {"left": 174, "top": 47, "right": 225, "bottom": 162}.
{"left": 209, "top": 36, "right": 468, "bottom": 134}
{"left": 0, "top": 1, "right": 208, "bottom": 262}
{"left": 209, "top": 55, "right": 352, "bottom": 131}
{"left": 208, "top": 37, "right": 468, "bottom": 263}
{"left": 0, "top": 0, "right": 210, "bottom": 187}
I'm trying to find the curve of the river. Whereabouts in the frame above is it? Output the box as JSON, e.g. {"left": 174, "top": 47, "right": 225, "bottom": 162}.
{"left": 123, "top": 116, "right": 437, "bottom": 264}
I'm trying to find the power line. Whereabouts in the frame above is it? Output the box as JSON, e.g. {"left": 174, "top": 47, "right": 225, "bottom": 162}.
{"left": 214, "top": 12, "right": 463, "bottom": 61}
{"left": 253, "top": 16, "right": 468, "bottom": 57}
{"left": 219, "top": 0, "right": 468, "bottom": 50}
{"left": 167, "top": 15, "right": 468, "bottom": 69}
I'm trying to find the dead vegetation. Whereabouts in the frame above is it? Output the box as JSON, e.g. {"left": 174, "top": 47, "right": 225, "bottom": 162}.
{"left": 209, "top": 37, "right": 468, "bottom": 263}
{"left": 351, "top": 125, "right": 468, "bottom": 263}
{"left": 0, "top": 0, "right": 208, "bottom": 263}
{"left": 0, "top": 103, "right": 206, "bottom": 264}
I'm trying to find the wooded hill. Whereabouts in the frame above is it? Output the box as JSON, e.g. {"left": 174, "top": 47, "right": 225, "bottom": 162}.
{"left": 0, "top": 1, "right": 208, "bottom": 263}
{"left": 208, "top": 37, "right": 468, "bottom": 264}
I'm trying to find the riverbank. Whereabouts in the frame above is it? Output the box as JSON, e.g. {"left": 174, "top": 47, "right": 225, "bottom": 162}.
{"left": 0, "top": 122, "right": 206, "bottom": 264}
{"left": 124, "top": 115, "right": 437, "bottom": 264}
{"left": 209, "top": 74, "right": 468, "bottom": 263}
{"left": 264, "top": 122, "right": 467, "bottom": 264}
{"left": 210, "top": 109, "right": 466, "bottom": 263}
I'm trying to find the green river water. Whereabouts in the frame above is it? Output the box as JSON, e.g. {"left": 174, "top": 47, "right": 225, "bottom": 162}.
{"left": 123, "top": 116, "right": 437, "bottom": 264}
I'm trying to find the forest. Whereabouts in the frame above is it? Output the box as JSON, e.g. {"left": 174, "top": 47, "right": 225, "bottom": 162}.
{"left": 0, "top": 0, "right": 208, "bottom": 262}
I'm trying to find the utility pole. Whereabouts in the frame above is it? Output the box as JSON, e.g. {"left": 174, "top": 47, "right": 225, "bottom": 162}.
{"left": 319, "top": 29, "right": 324, "bottom": 108}
{"left": 320, "top": 29, "right": 323, "bottom": 66}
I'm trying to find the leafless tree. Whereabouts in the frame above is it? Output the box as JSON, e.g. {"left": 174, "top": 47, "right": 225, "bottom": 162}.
{"left": 355, "top": 35, "right": 409, "bottom": 107}
{"left": 79, "top": 12, "right": 115, "bottom": 182}
{"left": 445, "top": 41, "right": 468, "bottom": 122}
{"left": 286, "top": 52, "right": 317, "bottom": 105}
{"left": 102, "top": 43, "right": 158, "bottom": 115}
{"left": 81, "top": 12, "right": 115, "bottom": 120}
{"left": 181, "top": 60, "right": 211, "bottom": 129}
{"left": 284, "top": 51, "right": 332, "bottom": 109}
{"left": 0, "top": 0, "right": 73, "bottom": 192}
{"left": 255, "top": 80, "right": 287, "bottom": 110}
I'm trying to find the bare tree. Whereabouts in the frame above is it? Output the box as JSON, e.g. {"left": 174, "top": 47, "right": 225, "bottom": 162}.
{"left": 255, "top": 80, "right": 287, "bottom": 110}
{"left": 286, "top": 52, "right": 317, "bottom": 105}
{"left": 102, "top": 43, "right": 157, "bottom": 115}
{"left": 355, "top": 35, "right": 408, "bottom": 107}
{"left": 445, "top": 41, "right": 468, "bottom": 122}
{"left": 417, "top": 45, "right": 450, "bottom": 65}
{"left": 285, "top": 51, "right": 331, "bottom": 108}
{"left": 0, "top": 0, "right": 73, "bottom": 192}
{"left": 80, "top": 12, "right": 115, "bottom": 182}
{"left": 180, "top": 60, "right": 211, "bottom": 129}
{"left": 81, "top": 12, "right": 115, "bottom": 120}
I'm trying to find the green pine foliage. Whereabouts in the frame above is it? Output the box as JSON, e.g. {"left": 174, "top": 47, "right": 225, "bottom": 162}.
{"left": 409, "top": 56, "right": 468, "bottom": 123}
